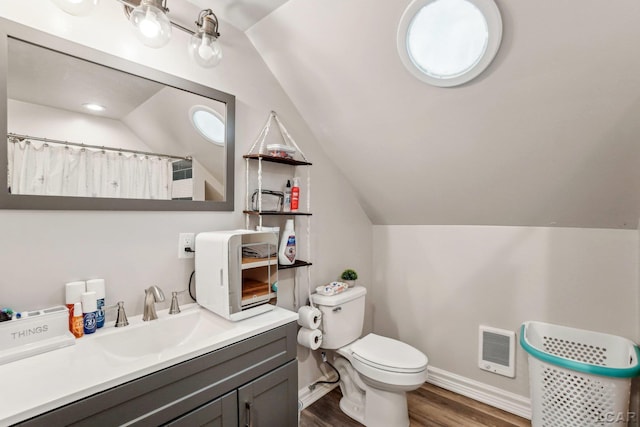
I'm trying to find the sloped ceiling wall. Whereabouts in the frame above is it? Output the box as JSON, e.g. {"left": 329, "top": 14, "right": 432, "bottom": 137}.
{"left": 246, "top": 0, "right": 640, "bottom": 229}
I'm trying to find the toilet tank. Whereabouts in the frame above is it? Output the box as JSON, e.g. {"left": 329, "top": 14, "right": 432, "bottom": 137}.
{"left": 310, "top": 286, "right": 366, "bottom": 349}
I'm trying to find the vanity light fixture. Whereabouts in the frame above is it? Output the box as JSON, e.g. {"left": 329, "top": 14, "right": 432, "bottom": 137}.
{"left": 50, "top": 0, "right": 223, "bottom": 67}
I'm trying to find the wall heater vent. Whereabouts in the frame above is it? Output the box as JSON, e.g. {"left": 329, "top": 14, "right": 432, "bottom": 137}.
{"left": 478, "top": 325, "right": 516, "bottom": 378}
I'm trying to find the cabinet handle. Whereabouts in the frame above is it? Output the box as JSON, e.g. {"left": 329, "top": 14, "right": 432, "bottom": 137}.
{"left": 219, "top": 268, "right": 223, "bottom": 287}
{"left": 245, "top": 401, "right": 253, "bottom": 427}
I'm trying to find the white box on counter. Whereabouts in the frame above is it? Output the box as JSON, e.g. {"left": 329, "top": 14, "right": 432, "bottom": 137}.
{"left": 0, "top": 305, "right": 75, "bottom": 365}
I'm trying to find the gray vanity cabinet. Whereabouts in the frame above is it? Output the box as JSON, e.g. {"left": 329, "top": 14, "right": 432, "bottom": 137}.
{"left": 16, "top": 322, "right": 297, "bottom": 427}
{"left": 166, "top": 390, "right": 238, "bottom": 427}
{"left": 238, "top": 360, "right": 298, "bottom": 427}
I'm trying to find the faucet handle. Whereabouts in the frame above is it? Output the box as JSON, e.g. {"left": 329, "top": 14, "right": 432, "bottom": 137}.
{"left": 105, "top": 301, "right": 129, "bottom": 327}
{"left": 169, "top": 290, "right": 187, "bottom": 315}
{"left": 114, "top": 301, "right": 129, "bottom": 327}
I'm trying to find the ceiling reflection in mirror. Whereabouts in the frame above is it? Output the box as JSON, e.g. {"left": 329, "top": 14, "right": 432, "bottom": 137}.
{"left": 1, "top": 30, "right": 234, "bottom": 211}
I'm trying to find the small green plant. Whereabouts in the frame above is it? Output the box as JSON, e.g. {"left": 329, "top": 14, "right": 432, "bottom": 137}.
{"left": 340, "top": 269, "right": 358, "bottom": 281}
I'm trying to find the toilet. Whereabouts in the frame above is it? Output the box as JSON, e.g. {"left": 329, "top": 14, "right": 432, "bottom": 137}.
{"left": 310, "top": 286, "right": 428, "bottom": 427}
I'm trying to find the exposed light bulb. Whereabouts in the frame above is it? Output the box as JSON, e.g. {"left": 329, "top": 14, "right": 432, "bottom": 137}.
{"left": 189, "top": 11, "right": 222, "bottom": 68}
{"left": 198, "top": 35, "right": 215, "bottom": 61}
{"left": 139, "top": 8, "right": 161, "bottom": 38}
{"left": 189, "top": 33, "right": 222, "bottom": 68}
{"left": 129, "top": 0, "right": 171, "bottom": 48}
{"left": 50, "top": 0, "right": 99, "bottom": 16}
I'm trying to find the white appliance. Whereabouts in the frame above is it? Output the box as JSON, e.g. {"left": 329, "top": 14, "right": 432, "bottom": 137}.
{"left": 195, "top": 230, "right": 278, "bottom": 321}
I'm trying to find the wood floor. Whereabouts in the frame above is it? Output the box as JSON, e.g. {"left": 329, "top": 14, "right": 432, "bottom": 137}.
{"left": 299, "top": 382, "right": 531, "bottom": 427}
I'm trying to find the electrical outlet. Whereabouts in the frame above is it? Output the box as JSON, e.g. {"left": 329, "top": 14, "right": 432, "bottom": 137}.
{"left": 178, "top": 233, "right": 195, "bottom": 259}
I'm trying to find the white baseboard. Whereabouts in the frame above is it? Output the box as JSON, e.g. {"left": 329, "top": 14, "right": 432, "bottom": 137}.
{"left": 298, "top": 366, "right": 532, "bottom": 420}
{"left": 298, "top": 375, "right": 339, "bottom": 411}
{"left": 427, "top": 366, "right": 532, "bottom": 420}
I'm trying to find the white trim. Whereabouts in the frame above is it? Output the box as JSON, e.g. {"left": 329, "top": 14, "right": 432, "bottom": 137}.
{"left": 426, "top": 366, "right": 532, "bottom": 420}
{"left": 396, "top": 0, "right": 503, "bottom": 87}
{"left": 188, "top": 105, "right": 225, "bottom": 146}
{"left": 298, "top": 366, "right": 531, "bottom": 420}
{"left": 298, "top": 376, "right": 339, "bottom": 410}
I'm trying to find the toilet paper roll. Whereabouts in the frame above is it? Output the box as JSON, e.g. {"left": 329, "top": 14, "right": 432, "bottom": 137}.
{"left": 297, "top": 305, "right": 321, "bottom": 330}
{"left": 297, "top": 327, "right": 322, "bottom": 350}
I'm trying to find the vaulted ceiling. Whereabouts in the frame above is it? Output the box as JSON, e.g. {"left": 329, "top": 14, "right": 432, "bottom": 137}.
{"left": 206, "top": 0, "right": 640, "bottom": 229}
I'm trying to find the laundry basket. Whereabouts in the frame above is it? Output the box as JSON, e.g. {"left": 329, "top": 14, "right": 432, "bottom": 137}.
{"left": 520, "top": 321, "right": 640, "bottom": 427}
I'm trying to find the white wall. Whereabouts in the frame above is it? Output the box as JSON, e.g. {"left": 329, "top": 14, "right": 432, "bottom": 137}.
{"left": 247, "top": 0, "right": 640, "bottom": 230}
{"left": 9, "top": 99, "right": 151, "bottom": 151}
{"left": 372, "top": 225, "right": 638, "bottom": 397}
{"left": 0, "top": 3, "right": 372, "bottom": 391}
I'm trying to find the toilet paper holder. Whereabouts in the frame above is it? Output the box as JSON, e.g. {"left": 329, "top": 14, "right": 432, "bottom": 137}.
{"left": 297, "top": 305, "right": 322, "bottom": 330}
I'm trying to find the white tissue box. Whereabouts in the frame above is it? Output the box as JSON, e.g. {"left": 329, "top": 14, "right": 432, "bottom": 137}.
{"left": 0, "top": 306, "right": 75, "bottom": 365}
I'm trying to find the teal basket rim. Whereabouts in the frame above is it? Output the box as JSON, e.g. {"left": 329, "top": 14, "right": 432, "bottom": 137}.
{"left": 519, "top": 324, "right": 640, "bottom": 379}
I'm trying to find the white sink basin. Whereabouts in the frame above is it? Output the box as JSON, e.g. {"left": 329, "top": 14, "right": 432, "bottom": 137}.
{"left": 95, "top": 305, "right": 232, "bottom": 360}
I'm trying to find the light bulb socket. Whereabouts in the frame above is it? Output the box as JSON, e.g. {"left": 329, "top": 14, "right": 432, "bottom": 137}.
{"left": 140, "top": 0, "right": 168, "bottom": 13}
{"left": 196, "top": 9, "right": 220, "bottom": 39}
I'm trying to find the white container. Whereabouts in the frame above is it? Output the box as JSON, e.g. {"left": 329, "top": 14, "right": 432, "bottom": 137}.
{"left": 196, "top": 230, "right": 278, "bottom": 321}
{"left": 521, "top": 321, "right": 640, "bottom": 427}
{"left": 64, "top": 281, "right": 85, "bottom": 305}
{"left": 266, "top": 143, "right": 296, "bottom": 159}
{"left": 0, "top": 306, "right": 75, "bottom": 365}
{"left": 81, "top": 292, "right": 98, "bottom": 334}
{"left": 278, "top": 219, "right": 296, "bottom": 265}
{"left": 86, "top": 279, "right": 105, "bottom": 328}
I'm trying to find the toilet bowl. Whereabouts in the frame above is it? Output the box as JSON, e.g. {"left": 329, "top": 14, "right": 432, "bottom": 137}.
{"left": 310, "top": 286, "right": 428, "bottom": 427}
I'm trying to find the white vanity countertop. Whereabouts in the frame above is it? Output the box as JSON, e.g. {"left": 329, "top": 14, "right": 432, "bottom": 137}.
{"left": 0, "top": 304, "right": 298, "bottom": 426}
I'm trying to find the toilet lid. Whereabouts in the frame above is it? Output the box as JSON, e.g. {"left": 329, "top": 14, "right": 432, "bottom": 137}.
{"left": 351, "top": 334, "right": 428, "bottom": 373}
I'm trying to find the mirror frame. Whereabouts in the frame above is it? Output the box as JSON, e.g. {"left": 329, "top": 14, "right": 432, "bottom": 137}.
{"left": 0, "top": 18, "right": 235, "bottom": 211}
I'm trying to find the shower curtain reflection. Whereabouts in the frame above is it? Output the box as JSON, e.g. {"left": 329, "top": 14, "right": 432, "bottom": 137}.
{"left": 8, "top": 138, "right": 173, "bottom": 200}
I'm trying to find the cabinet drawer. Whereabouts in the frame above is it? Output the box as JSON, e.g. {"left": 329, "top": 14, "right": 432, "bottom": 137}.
{"left": 18, "top": 322, "right": 297, "bottom": 426}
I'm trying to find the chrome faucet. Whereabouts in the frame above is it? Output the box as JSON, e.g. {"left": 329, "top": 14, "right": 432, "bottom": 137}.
{"left": 143, "top": 285, "right": 165, "bottom": 321}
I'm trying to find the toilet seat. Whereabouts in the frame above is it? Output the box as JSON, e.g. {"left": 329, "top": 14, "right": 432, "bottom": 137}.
{"left": 344, "top": 333, "right": 428, "bottom": 389}
{"left": 351, "top": 334, "right": 428, "bottom": 373}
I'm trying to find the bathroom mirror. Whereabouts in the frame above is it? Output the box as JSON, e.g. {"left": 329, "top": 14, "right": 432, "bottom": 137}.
{"left": 0, "top": 19, "right": 235, "bottom": 211}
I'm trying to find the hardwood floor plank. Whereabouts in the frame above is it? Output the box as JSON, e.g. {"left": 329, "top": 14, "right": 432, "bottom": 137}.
{"left": 300, "top": 382, "right": 530, "bottom": 427}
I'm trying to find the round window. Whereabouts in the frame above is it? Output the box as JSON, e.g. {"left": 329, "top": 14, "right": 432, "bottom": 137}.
{"left": 189, "top": 106, "right": 225, "bottom": 146}
{"left": 397, "top": 0, "right": 502, "bottom": 87}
